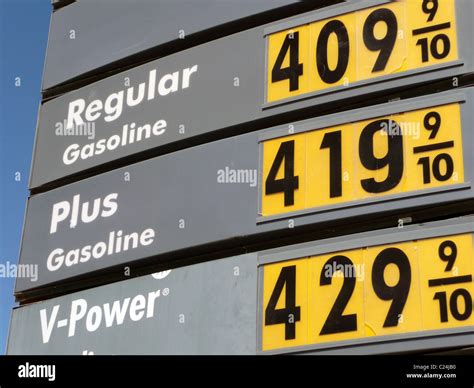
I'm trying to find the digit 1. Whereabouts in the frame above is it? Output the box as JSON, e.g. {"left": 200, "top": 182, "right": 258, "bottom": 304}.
{"left": 417, "top": 38, "right": 430, "bottom": 63}
{"left": 433, "top": 291, "right": 449, "bottom": 322}
{"left": 417, "top": 157, "right": 432, "bottom": 184}
{"left": 422, "top": 0, "right": 439, "bottom": 22}
{"left": 372, "top": 247, "right": 411, "bottom": 327}
{"left": 265, "top": 265, "right": 301, "bottom": 340}
{"left": 359, "top": 119, "right": 404, "bottom": 193}
{"left": 363, "top": 8, "right": 398, "bottom": 73}
{"left": 438, "top": 240, "right": 457, "bottom": 272}
{"left": 265, "top": 140, "right": 299, "bottom": 206}
{"left": 271, "top": 31, "right": 303, "bottom": 92}
{"left": 320, "top": 131, "right": 342, "bottom": 198}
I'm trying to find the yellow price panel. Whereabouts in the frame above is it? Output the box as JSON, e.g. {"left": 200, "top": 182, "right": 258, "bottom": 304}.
{"left": 261, "top": 102, "right": 464, "bottom": 217}
{"left": 266, "top": 0, "right": 458, "bottom": 103}
{"left": 260, "top": 233, "right": 473, "bottom": 352}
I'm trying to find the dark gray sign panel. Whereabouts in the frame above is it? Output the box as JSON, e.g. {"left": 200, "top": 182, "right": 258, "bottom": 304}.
{"left": 16, "top": 89, "right": 474, "bottom": 295}
{"left": 8, "top": 254, "right": 257, "bottom": 355}
{"left": 43, "top": 0, "right": 328, "bottom": 90}
{"left": 8, "top": 217, "right": 473, "bottom": 354}
{"left": 30, "top": 0, "right": 474, "bottom": 190}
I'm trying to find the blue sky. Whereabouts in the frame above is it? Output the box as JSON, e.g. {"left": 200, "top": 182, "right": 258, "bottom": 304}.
{"left": 0, "top": 0, "right": 50, "bottom": 353}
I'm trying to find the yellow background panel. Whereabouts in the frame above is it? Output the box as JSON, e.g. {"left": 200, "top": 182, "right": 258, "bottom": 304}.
{"left": 417, "top": 234, "right": 474, "bottom": 331}
{"left": 267, "top": 26, "right": 311, "bottom": 103}
{"left": 356, "top": 1, "right": 408, "bottom": 82}
{"left": 266, "top": 0, "right": 459, "bottom": 104}
{"left": 363, "top": 242, "right": 423, "bottom": 336}
{"left": 261, "top": 134, "right": 306, "bottom": 216}
{"left": 306, "top": 124, "right": 356, "bottom": 209}
{"left": 308, "top": 249, "right": 365, "bottom": 344}
{"left": 261, "top": 234, "right": 473, "bottom": 352}
{"left": 262, "top": 258, "right": 309, "bottom": 351}
{"left": 262, "top": 103, "right": 464, "bottom": 218}
{"left": 406, "top": 0, "right": 458, "bottom": 70}
{"left": 308, "top": 13, "right": 356, "bottom": 92}
{"left": 402, "top": 104, "right": 464, "bottom": 192}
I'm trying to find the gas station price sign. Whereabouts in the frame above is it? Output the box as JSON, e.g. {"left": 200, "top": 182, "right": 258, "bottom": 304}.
{"left": 261, "top": 102, "right": 464, "bottom": 217}
{"left": 266, "top": 0, "right": 459, "bottom": 103}
{"left": 261, "top": 232, "right": 474, "bottom": 351}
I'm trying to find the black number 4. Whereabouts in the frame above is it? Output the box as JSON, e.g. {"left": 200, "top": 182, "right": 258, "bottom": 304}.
{"left": 271, "top": 32, "right": 303, "bottom": 91}
{"left": 265, "top": 140, "right": 299, "bottom": 206}
{"left": 265, "top": 265, "right": 301, "bottom": 340}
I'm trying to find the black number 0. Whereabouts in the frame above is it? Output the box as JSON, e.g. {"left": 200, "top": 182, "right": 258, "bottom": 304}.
{"left": 316, "top": 20, "right": 350, "bottom": 84}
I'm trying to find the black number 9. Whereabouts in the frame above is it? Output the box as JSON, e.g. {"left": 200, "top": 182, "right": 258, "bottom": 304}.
{"left": 359, "top": 119, "right": 404, "bottom": 194}
{"left": 424, "top": 111, "right": 441, "bottom": 139}
{"left": 422, "top": 0, "right": 439, "bottom": 22}
{"left": 363, "top": 8, "right": 398, "bottom": 73}
{"left": 372, "top": 247, "right": 411, "bottom": 327}
{"left": 438, "top": 240, "right": 457, "bottom": 272}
